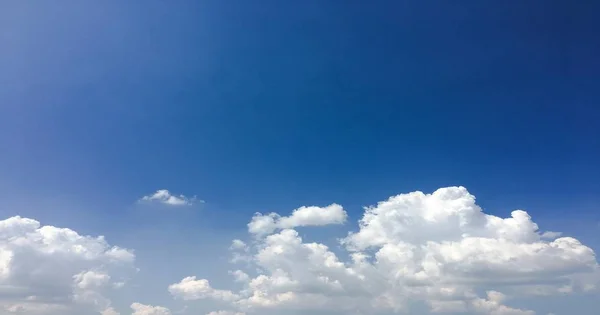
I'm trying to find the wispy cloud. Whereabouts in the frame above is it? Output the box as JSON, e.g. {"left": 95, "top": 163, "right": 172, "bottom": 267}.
{"left": 138, "top": 189, "right": 201, "bottom": 206}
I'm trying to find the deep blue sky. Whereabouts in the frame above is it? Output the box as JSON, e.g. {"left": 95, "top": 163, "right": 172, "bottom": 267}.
{"left": 1, "top": 0, "right": 599, "bottom": 242}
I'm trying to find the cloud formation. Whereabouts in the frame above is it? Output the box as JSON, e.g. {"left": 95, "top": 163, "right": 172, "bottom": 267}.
{"left": 168, "top": 277, "right": 240, "bottom": 303}
{"left": 131, "top": 302, "right": 172, "bottom": 315}
{"left": 170, "top": 187, "right": 599, "bottom": 315}
{"left": 0, "top": 216, "right": 136, "bottom": 314}
{"left": 1, "top": 187, "right": 597, "bottom": 314}
{"left": 138, "top": 190, "right": 199, "bottom": 206}
{"left": 248, "top": 204, "right": 347, "bottom": 236}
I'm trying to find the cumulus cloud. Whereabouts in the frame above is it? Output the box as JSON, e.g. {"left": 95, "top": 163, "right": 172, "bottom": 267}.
{"left": 138, "top": 189, "right": 200, "bottom": 206}
{"left": 74, "top": 270, "right": 111, "bottom": 289}
{"left": 230, "top": 239, "right": 248, "bottom": 251}
{"left": 131, "top": 302, "right": 171, "bottom": 315}
{"left": 248, "top": 204, "right": 347, "bottom": 236}
{"left": 229, "top": 270, "right": 250, "bottom": 283}
{"left": 169, "top": 187, "right": 599, "bottom": 315}
{"left": 168, "top": 277, "right": 240, "bottom": 302}
{"left": 0, "top": 216, "right": 136, "bottom": 314}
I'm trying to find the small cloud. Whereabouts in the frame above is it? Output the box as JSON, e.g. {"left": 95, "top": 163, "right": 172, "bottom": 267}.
{"left": 101, "top": 307, "right": 120, "bottom": 315}
{"left": 248, "top": 203, "right": 347, "bottom": 237}
{"left": 112, "top": 281, "right": 126, "bottom": 289}
{"left": 138, "top": 189, "right": 202, "bottom": 206}
{"left": 229, "top": 239, "right": 248, "bottom": 251}
{"left": 228, "top": 270, "right": 249, "bottom": 283}
{"left": 131, "top": 302, "right": 171, "bottom": 315}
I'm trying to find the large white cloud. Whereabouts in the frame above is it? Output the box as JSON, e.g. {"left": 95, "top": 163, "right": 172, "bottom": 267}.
{"left": 169, "top": 187, "right": 599, "bottom": 315}
{"left": 0, "top": 216, "right": 136, "bottom": 314}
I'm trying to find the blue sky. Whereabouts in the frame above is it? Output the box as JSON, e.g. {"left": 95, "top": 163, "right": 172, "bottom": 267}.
{"left": 1, "top": 1, "right": 599, "bottom": 315}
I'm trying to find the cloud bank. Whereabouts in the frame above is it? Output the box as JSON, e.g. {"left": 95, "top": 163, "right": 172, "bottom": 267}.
{"left": 170, "top": 187, "right": 599, "bottom": 315}
{"left": 0, "top": 187, "right": 597, "bottom": 314}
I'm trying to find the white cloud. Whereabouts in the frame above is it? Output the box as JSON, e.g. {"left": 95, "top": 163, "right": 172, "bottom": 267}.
{"left": 170, "top": 187, "right": 599, "bottom": 315}
{"left": 229, "top": 240, "right": 252, "bottom": 264}
{"left": 229, "top": 270, "right": 250, "bottom": 283}
{"left": 0, "top": 216, "right": 136, "bottom": 314}
{"left": 101, "top": 307, "right": 120, "bottom": 315}
{"left": 74, "top": 270, "right": 111, "bottom": 289}
{"left": 467, "top": 291, "right": 535, "bottom": 315}
{"left": 138, "top": 189, "right": 199, "bottom": 206}
{"left": 230, "top": 239, "right": 248, "bottom": 251}
{"left": 131, "top": 302, "right": 171, "bottom": 315}
{"left": 3, "top": 303, "right": 70, "bottom": 314}
{"left": 4, "top": 186, "right": 597, "bottom": 314}
{"left": 248, "top": 204, "right": 347, "bottom": 236}
{"left": 168, "top": 277, "right": 239, "bottom": 302}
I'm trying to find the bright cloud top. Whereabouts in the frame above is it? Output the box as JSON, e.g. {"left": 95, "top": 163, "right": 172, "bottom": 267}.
{"left": 170, "top": 187, "right": 599, "bottom": 315}
{"left": 248, "top": 204, "right": 347, "bottom": 236}
{"left": 0, "top": 216, "right": 136, "bottom": 315}
{"left": 130, "top": 302, "right": 172, "bottom": 315}
{"left": 139, "top": 189, "right": 199, "bottom": 206}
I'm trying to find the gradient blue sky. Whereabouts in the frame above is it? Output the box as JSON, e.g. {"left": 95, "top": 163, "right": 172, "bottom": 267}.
{"left": 1, "top": 1, "right": 600, "bottom": 314}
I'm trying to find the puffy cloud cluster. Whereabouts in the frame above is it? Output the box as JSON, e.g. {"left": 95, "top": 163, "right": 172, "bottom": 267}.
{"left": 169, "top": 187, "right": 599, "bottom": 315}
{"left": 0, "top": 216, "right": 136, "bottom": 314}
{"left": 138, "top": 189, "right": 199, "bottom": 206}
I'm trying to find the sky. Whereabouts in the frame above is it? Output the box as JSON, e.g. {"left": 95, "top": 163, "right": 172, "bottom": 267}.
{"left": 0, "top": 1, "right": 599, "bottom": 315}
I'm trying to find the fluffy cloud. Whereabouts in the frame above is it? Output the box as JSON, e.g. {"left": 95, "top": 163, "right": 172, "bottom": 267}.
{"left": 168, "top": 277, "right": 240, "bottom": 302}
{"left": 5, "top": 187, "right": 596, "bottom": 314}
{"left": 131, "top": 302, "right": 171, "bottom": 315}
{"left": 138, "top": 189, "right": 199, "bottom": 206}
{"left": 0, "top": 216, "right": 136, "bottom": 315}
{"left": 469, "top": 291, "right": 534, "bottom": 315}
{"left": 230, "top": 239, "right": 248, "bottom": 251}
{"left": 169, "top": 187, "right": 599, "bottom": 315}
{"left": 248, "top": 204, "right": 347, "bottom": 236}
